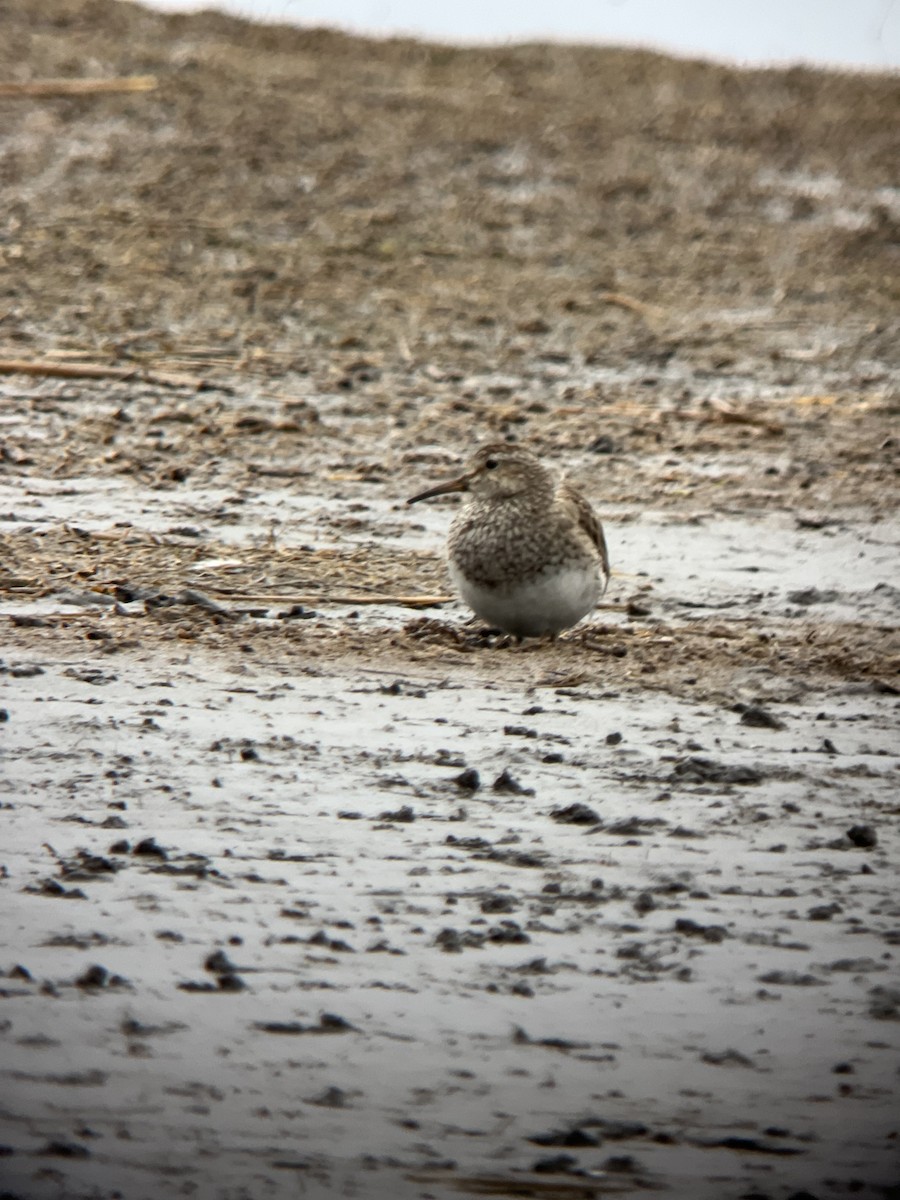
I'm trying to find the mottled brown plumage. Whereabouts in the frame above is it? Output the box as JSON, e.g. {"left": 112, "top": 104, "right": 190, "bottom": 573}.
{"left": 408, "top": 444, "right": 609, "bottom": 638}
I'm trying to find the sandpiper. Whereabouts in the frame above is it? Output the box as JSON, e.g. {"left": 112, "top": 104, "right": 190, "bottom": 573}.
{"left": 407, "top": 443, "right": 609, "bottom": 639}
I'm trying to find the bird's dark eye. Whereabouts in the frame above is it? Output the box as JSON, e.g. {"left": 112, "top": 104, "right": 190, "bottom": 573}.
{"left": 485, "top": 458, "right": 498, "bottom": 470}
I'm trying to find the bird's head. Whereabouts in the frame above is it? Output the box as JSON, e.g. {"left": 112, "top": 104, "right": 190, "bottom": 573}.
{"left": 407, "top": 443, "right": 550, "bottom": 505}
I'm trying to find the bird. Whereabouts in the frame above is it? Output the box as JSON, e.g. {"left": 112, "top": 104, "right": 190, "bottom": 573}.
{"left": 407, "top": 443, "right": 609, "bottom": 639}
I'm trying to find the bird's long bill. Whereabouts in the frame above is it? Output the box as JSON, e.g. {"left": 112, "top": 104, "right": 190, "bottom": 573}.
{"left": 406, "top": 474, "right": 469, "bottom": 505}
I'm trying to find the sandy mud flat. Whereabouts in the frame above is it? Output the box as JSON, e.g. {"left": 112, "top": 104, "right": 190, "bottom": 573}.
{"left": 1, "top": 2, "right": 899, "bottom": 1197}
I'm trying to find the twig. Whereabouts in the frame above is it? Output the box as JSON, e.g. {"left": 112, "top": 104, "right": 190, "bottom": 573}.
{"left": 216, "top": 593, "right": 630, "bottom": 612}
{"left": 218, "top": 592, "right": 452, "bottom": 608}
{"left": 597, "top": 291, "right": 668, "bottom": 324}
{"left": 0, "top": 76, "right": 158, "bottom": 98}
{"left": 707, "top": 397, "right": 784, "bottom": 435}
{"left": 246, "top": 464, "right": 314, "bottom": 478}
{"left": 0, "top": 358, "right": 136, "bottom": 381}
{"left": 0, "top": 357, "right": 211, "bottom": 391}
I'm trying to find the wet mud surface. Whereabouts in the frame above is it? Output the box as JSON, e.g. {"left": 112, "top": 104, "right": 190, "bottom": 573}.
{"left": 1, "top": 3, "right": 899, "bottom": 1197}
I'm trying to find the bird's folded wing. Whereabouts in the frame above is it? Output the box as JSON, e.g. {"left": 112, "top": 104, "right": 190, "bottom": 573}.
{"left": 559, "top": 482, "right": 610, "bottom": 577}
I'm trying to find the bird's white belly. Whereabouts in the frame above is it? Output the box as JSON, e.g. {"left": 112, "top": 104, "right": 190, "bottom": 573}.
{"left": 450, "top": 561, "right": 602, "bottom": 637}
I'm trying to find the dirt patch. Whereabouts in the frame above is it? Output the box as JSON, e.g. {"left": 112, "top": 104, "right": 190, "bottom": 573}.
{"left": 1, "top": 3, "right": 899, "bottom": 1198}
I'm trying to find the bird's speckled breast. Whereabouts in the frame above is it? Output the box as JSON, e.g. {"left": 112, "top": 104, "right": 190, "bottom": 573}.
{"left": 447, "top": 493, "right": 600, "bottom": 588}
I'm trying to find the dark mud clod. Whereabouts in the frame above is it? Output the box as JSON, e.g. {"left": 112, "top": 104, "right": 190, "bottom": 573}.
{"left": 204, "top": 950, "right": 238, "bottom": 974}
{"left": 787, "top": 587, "right": 840, "bottom": 606}
{"left": 633, "top": 891, "right": 656, "bottom": 915}
{"left": 38, "top": 1140, "right": 91, "bottom": 1159}
{"left": 671, "top": 757, "right": 763, "bottom": 785}
{"left": 626, "top": 599, "right": 652, "bottom": 617}
{"left": 487, "top": 920, "right": 530, "bottom": 944}
{"left": 674, "top": 918, "right": 728, "bottom": 943}
{"left": 76, "top": 964, "right": 109, "bottom": 989}
{"left": 133, "top": 837, "right": 167, "bottom": 859}
{"left": 738, "top": 704, "right": 787, "bottom": 730}
{"left": 492, "top": 769, "right": 533, "bottom": 795}
{"left": 846, "top": 824, "right": 877, "bottom": 848}
{"left": 454, "top": 767, "right": 481, "bottom": 791}
{"left": 278, "top": 604, "right": 317, "bottom": 620}
{"left": 532, "top": 1153, "right": 579, "bottom": 1173}
{"left": 254, "top": 1014, "right": 355, "bottom": 1034}
{"left": 528, "top": 1127, "right": 601, "bottom": 1148}
{"left": 868, "top": 986, "right": 900, "bottom": 1020}
{"left": 435, "top": 927, "right": 485, "bottom": 952}
{"left": 377, "top": 805, "right": 415, "bottom": 822}
{"left": 550, "top": 802, "right": 600, "bottom": 825}
{"left": 306, "top": 1085, "right": 348, "bottom": 1108}
{"left": 480, "top": 893, "right": 519, "bottom": 913}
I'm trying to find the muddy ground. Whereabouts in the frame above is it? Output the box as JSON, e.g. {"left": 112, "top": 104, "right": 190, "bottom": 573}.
{"left": 1, "top": 2, "right": 899, "bottom": 1198}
